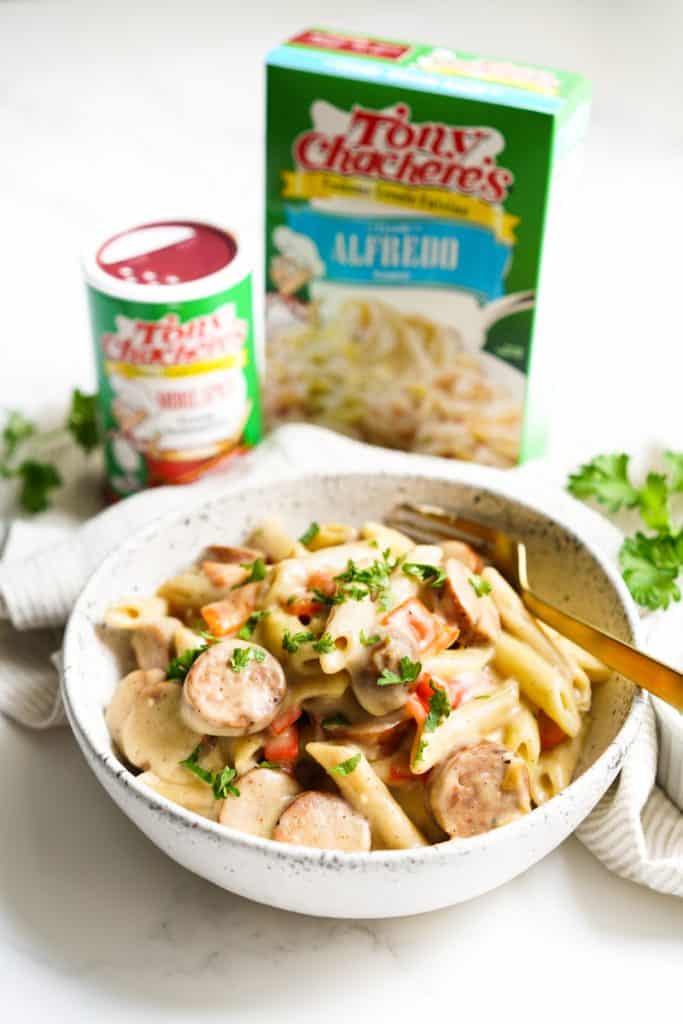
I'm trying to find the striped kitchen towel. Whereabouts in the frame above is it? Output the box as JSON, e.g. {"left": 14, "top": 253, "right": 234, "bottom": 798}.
{"left": 0, "top": 423, "right": 681, "bottom": 895}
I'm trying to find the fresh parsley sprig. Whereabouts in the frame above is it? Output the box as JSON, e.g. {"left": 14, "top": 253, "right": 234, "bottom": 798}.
{"left": 423, "top": 681, "right": 451, "bottom": 733}
{"left": 468, "top": 575, "right": 492, "bottom": 598}
{"left": 1, "top": 390, "right": 99, "bottom": 514}
{"left": 568, "top": 451, "right": 683, "bottom": 610}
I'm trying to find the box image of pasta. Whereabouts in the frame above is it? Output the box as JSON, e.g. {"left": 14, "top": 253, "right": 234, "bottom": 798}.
{"left": 264, "top": 29, "right": 591, "bottom": 466}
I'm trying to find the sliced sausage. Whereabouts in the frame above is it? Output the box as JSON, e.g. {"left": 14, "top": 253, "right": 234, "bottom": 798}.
{"left": 429, "top": 739, "right": 531, "bottom": 838}
{"left": 181, "top": 639, "right": 286, "bottom": 737}
{"left": 470, "top": 595, "right": 501, "bottom": 645}
{"left": 201, "top": 561, "right": 249, "bottom": 589}
{"left": 439, "top": 540, "right": 484, "bottom": 574}
{"left": 120, "top": 681, "right": 202, "bottom": 783}
{"left": 131, "top": 617, "right": 181, "bottom": 671}
{"left": 272, "top": 790, "right": 371, "bottom": 851}
{"left": 436, "top": 559, "right": 500, "bottom": 645}
{"left": 219, "top": 767, "right": 301, "bottom": 837}
{"left": 206, "top": 544, "right": 264, "bottom": 564}
{"left": 106, "top": 668, "right": 165, "bottom": 747}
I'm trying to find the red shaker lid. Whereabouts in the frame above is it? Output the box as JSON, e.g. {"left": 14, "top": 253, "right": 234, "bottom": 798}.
{"left": 95, "top": 221, "right": 237, "bottom": 286}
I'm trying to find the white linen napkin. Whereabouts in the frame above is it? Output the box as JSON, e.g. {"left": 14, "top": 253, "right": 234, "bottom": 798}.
{"left": 1, "top": 423, "right": 681, "bottom": 895}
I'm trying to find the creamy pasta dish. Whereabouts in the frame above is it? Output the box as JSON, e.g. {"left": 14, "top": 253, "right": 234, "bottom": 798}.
{"left": 265, "top": 298, "right": 523, "bottom": 467}
{"left": 104, "top": 517, "right": 608, "bottom": 851}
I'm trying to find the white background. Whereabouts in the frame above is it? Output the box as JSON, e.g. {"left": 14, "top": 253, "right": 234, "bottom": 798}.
{"left": 1, "top": 1, "right": 682, "bottom": 1020}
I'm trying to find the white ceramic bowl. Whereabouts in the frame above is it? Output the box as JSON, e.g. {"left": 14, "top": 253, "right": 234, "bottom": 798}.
{"left": 62, "top": 471, "right": 646, "bottom": 918}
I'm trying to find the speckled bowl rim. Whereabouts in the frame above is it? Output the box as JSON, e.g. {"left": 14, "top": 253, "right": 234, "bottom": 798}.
{"left": 63, "top": 470, "right": 647, "bottom": 869}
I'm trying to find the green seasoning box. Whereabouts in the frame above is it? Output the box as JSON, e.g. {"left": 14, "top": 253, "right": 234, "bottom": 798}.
{"left": 265, "top": 28, "right": 590, "bottom": 466}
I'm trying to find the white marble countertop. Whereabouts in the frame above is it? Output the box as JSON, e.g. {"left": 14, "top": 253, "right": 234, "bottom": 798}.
{"left": 1, "top": 0, "right": 682, "bottom": 1018}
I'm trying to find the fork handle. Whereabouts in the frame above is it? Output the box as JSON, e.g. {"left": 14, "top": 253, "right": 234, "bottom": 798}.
{"left": 521, "top": 589, "right": 683, "bottom": 711}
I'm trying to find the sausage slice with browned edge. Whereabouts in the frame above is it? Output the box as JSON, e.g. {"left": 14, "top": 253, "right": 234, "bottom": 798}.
{"left": 429, "top": 740, "right": 531, "bottom": 838}
{"left": 219, "top": 767, "right": 301, "bottom": 838}
{"left": 273, "top": 791, "right": 371, "bottom": 851}
{"left": 181, "top": 639, "right": 286, "bottom": 737}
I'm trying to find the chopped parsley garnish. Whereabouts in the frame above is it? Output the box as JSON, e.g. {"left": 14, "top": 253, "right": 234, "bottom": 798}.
{"left": 321, "top": 713, "right": 351, "bottom": 728}
{"left": 311, "top": 587, "right": 344, "bottom": 607}
{"left": 179, "top": 746, "right": 240, "bottom": 799}
{"left": 360, "top": 630, "right": 381, "bottom": 647}
{"left": 423, "top": 682, "right": 451, "bottom": 733}
{"left": 332, "top": 549, "right": 397, "bottom": 610}
{"left": 258, "top": 760, "right": 282, "bottom": 771}
{"left": 299, "top": 521, "right": 320, "bottom": 546}
{"left": 282, "top": 630, "right": 315, "bottom": 653}
{"left": 237, "top": 610, "right": 268, "bottom": 640}
{"left": 312, "top": 631, "right": 335, "bottom": 654}
{"left": 235, "top": 558, "right": 267, "bottom": 586}
{"left": 167, "top": 643, "right": 210, "bottom": 681}
{"left": 402, "top": 562, "right": 447, "bottom": 588}
{"left": 377, "top": 656, "right": 421, "bottom": 686}
{"left": 212, "top": 765, "right": 240, "bottom": 799}
{"left": 414, "top": 740, "right": 427, "bottom": 764}
{"left": 331, "top": 752, "right": 362, "bottom": 776}
{"left": 468, "top": 575, "right": 492, "bottom": 597}
{"left": 229, "top": 646, "right": 267, "bottom": 672}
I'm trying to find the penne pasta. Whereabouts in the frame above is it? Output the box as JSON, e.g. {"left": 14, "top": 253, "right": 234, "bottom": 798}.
{"left": 538, "top": 621, "right": 611, "bottom": 683}
{"left": 483, "top": 568, "right": 572, "bottom": 680}
{"left": 411, "top": 679, "right": 521, "bottom": 773}
{"left": 104, "top": 515, "right": 596, "bottom": 850}
{"left": 307, "top": 741, "right": 428, "bottom": 849}
{"left": 503, "top": 700, "right": 541, "bottom": 766}
{"left": 105, "top": 596, "right": 169, "bottom": 630}
{"left": 529, "top": 719, "right": 590, "bottom": 805}
{"left": 493, "top": 632, "right": 582, "bottom": 738}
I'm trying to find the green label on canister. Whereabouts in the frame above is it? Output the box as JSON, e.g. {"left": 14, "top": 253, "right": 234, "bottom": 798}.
{"left": 84, "top": 221, "right": 261, "bottom": 496}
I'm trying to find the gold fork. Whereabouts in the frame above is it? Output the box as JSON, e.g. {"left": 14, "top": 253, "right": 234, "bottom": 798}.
{"left": 385, "top": 501, "right": 683, "bottom": 711}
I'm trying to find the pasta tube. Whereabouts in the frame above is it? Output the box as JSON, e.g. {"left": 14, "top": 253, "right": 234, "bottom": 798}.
{"left": 493, "top": 632, "right": 581, "bottom": 738}
{"left": 306, "top": 741, "right": 428, "bottom": 849}
{"left": 410, "top": 678, "right": 520, "bottom": 773}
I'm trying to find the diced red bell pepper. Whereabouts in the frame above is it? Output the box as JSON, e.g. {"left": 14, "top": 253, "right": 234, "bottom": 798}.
{"left": 270, "top": 705, "right": 302, "bottom": 735}
{"left": 537, "top": 710, "right": 567, "bottom": 751}
{"left": 263, "top": 723, "right": 300, "bottom": 763}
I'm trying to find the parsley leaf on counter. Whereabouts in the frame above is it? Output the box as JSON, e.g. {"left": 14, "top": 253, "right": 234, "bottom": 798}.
{"left": 568, "top": 454, "right": 640, "bottom": 512}
{"left": 15, "top": 460, "right": 62, "bottom": 513}
{"left": 331, "top": 752, "right": 361, "bottom": 776}
{"left": 619, "top": 533, "right": 683, "bottom": 610}
{"left": 402, "top": 562, "right": 447, "bottom": 587}
{"left": 664, "top": 451, "right": 683, "bottom": 493}
{"left": 568, "top": 450, "right": 683, "bottom": 610}
{"left": 2, "top": 410, "right": 35, "bottom": 461}
{"left": 1, "top": 390, "right": 99, "bottom": 514}
{"left": 67, "top": 389, "right": 100, "bottom": 452}
{"left": 298, "top": 521, "right": 320, "bottom": 546}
